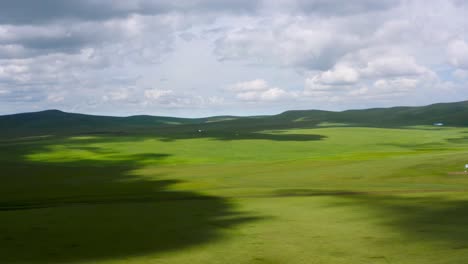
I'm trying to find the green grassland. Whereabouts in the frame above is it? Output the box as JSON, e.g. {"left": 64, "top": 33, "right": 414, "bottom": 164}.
{"left": 2, "top": 104, "right": 468, "bottom": 263}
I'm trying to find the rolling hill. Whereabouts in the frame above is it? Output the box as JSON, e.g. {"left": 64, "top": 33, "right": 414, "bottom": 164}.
{"left": 1, "top": 100, "right": 468, "bottom": 138}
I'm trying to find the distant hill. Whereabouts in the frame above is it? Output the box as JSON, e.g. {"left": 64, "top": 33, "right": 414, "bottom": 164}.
{"left": 278, "top": 100, "right": 468, "bottom": 127}
{"left": 1, "top": 101, "right": 468, "bottom": 138}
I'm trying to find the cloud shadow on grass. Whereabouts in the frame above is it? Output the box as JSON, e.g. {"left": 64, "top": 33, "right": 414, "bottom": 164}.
{"left": 273, "top": 188, "right": 468, "bottom": 247}
{"left": 339, "top": 193, "right": 468, "bottom": 248}
{"left": 158, "top": 131, "right": 326, "bottom": 142}
{"left": 0, "top": 140, "right": 260, "bottom": 263}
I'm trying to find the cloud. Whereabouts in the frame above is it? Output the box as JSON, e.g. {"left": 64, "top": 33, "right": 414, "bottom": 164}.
{"left": 360, "top": 56, "right": 428, "bottom": 78}
{"left": 144, "top": 89, "right": 173, "bottom": 100}
{"left": 47, "top": 93, "right": 65, "bottom": 103}
{"left": 103, "top": 90, "right": 130, "bottom": 102}
{"left": 0, "top": 0, "right": 399, "bottom": 26}
{"left": 303, "top": 50, "right": 437, "bottom": 105}
{"left": 448, "top": 40, "right": 468, "bottom": 69}
{"left": 0, "top": 0, "right": 260, "bottom": 25}
{"left": 0, "top": 0, "right": 468, "bottom": 116}
{"left": 0, "top": 13, "right": 182, "bottom": 59}
{"left": 0, "top": 12, "right": 185, "bottom": 113}
{"left": 266, "top": 0, "right": 400, "bottom": 16}
{"left": 310, "top": 65, "right": 360, "bottom": 86}
{"left": 228, "top": 79, "right": 293, "bottom": 101}
{"left": 214, "top": 16, "right": 364, "bottom": 70}
{"left": 373, "top": 78, "right": 419, "bottom": 92}
{"left": 228, "top": 79, "right": 270, "bottom": 91}
{"left": 453, "top": 69, "right": 468, "bottom": 80}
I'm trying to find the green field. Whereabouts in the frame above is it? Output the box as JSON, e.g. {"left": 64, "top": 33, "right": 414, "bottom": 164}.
{"left": 2, "top": 105, "right": 468, "bottom": 263}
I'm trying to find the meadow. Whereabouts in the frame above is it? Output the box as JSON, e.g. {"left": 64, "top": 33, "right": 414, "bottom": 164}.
{"left": 2, "top": 123, "right": 468, "bottom": 263}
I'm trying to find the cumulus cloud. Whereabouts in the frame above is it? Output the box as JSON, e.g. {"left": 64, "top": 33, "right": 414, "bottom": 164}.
{"left": 373, "top": 78, "right": 419, "bottom": 91}
{"left": 0, "top": 11, "right": 187, "bottom": 114}
{"left": 214, "top": 16, "right": 364, "bottom": 70}
{"left": 228, "top": 79, "right": 294, "bottom": 101}
{"left": 303, "top": 51, "right": 436, "bottom": 104}
{"left": 360, "top": 56, "right": 428, "bottom": 78}
{"left": 310, "top": 65, "right": 360, "bottom": 86}
{"left": 0, "top": 0, "right": 468, "bottom": 116}
{"left": 0, "top": 13, "right": 183, "bottom": 60}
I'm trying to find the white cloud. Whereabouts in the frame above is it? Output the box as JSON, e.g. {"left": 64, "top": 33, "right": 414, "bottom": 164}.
{"left": 373, "top": 78, "right": 419, "bottom": 91}
{"left": 144, "top": 89, "right": 173, "bottom": 100}
{"left": 448, "top": 40, "right": 468, "bottom": 69}
{"left": 207, "top": 96, "right": 225, "bottom": 105}
{"left": 228, "top": 79, "right": 269, "bottom": 91}
{"left": 310, "top": 64, "right": 360, "bottom": 85}
{"left": 303, "top": 51, "right": 438, "bottom": 104}
{"left": 1, "top": 0, "right": 468, "bottom": 116}
{"left": 237, "top": 87, "right": 288, "bottom": 101}
{"left": 215, "top": 16, "right": 364, "bottom": 70}
{"left": 228, "top": 79, "right": 293, "bottom": 102}
{"left": 361, "top": 56, "right": 428, "bottom": 78}
{"left": 103, "top": 90, "right": 130, "bottom": 101}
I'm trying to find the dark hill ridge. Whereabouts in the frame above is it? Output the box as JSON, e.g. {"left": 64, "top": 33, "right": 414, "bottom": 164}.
{"left": 1, "top": 100, "right": 468, "bottom": 138}
{"left": 278, "top": 100, "right": 468, "bottom": 127}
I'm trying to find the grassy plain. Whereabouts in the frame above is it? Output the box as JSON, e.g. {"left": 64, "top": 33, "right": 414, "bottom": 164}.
{"left": 2, "top": 125, "right": 468, "bottom": 263}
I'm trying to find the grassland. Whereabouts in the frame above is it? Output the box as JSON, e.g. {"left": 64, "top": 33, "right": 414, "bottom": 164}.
{"left": 2, "top": 107, "right": 468, "bottom": 263}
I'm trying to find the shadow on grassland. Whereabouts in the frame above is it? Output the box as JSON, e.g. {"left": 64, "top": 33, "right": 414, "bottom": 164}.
{"left": 0, "top": 141, "right": 260, "bottom": 263}
{"left": 0, "top": 127, "right": 327, "bottom": 144}
{"left": 157, "top": 131, "right": 326, "bottom": 142}
{"left": 274, "top": 188, "right": 468, "bottom": 247}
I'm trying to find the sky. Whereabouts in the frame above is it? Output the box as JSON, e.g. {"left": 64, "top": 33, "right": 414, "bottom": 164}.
{"left": 0, "top": 0, "right": 468, "bottom": 117}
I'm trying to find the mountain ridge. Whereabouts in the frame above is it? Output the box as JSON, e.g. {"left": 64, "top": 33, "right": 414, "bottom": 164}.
{"left": 1, "top": 100, "right": 468, "bottom": 138}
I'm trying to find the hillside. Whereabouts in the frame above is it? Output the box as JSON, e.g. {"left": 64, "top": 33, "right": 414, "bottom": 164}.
{"left": 1, "top": 100, "right": 468, "bottom": 138}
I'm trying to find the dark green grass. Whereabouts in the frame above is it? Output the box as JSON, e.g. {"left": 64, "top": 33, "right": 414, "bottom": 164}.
{"left": 0, "top": 143, "right": 259, "bottom": 263}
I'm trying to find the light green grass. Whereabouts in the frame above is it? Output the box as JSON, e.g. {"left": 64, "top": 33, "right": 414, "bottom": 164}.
{"left": 2, "top": 126, "right": 468, "bottom": 263}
